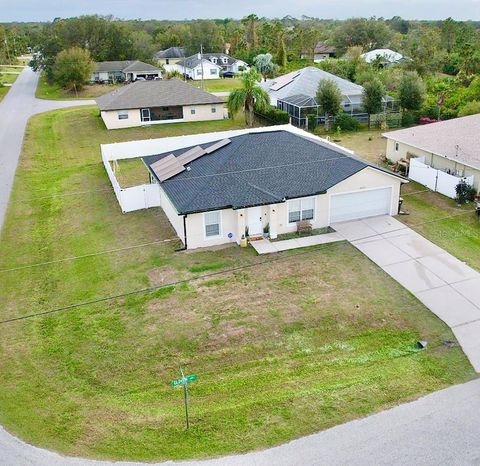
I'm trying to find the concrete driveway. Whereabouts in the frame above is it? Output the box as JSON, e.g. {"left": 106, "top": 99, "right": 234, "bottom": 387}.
{"left": 334, "top": 215, "right": 480, "bottom": 371}
{"left": 0, "top": 66, "right": 95, "bottom": 231}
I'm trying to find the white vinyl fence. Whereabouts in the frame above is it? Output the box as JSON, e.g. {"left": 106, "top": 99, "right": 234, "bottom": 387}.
{"left": 409, "top": 157, "right": 474, "bottom": 199}
{"left": 102, "top": 151, "right": 161, "bottom": 213}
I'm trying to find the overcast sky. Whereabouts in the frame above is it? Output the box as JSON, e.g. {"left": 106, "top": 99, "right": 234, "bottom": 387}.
{"left": 2, "top": 0, "right": 480, "bottom": 22}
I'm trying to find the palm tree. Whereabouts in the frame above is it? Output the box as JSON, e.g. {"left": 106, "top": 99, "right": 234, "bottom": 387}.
{"left": 227, "top": 68, "right": 270, "bottom": 127}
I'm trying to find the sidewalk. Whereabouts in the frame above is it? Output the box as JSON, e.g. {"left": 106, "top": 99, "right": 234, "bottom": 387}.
{"left": 250, "top": 231, "right": 343, "bottom": 254}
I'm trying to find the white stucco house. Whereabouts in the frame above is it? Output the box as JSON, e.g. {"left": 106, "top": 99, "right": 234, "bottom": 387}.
{"left": 164, "top": 55, "right": 222, "bottom": 80}
{"left": 96, "top": 79, "right": 226, "bottom": 130}
{"left": 101, "top": 126, "right": 405, "bottom": 250}
{"left": 384, "top": 114, "right": 480, "bottom": 196}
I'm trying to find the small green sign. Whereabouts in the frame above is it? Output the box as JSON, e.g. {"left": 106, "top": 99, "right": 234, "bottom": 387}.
{"left": 171, "top": 374, "right": 197, "bottom": 387}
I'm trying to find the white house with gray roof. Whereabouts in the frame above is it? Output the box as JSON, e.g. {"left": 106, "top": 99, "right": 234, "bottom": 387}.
{"left": 164, "top": 55, "right": 222, "bottom": 80}
{"left": 164, "top": 53, "right": 248, "bottom": 80}
{"left": 91, "top": 60, "right": 161, "bottom": 83}
{"left": 261, "top": 67, "right": 392, "bottom": 127}
{"left": 101, "top": 126, "right": 404, "bottom": 250}
{"left": 384, "top": 114, "right": 480, "bottom": 195}
{"left": 96, "top": 79, "right": 226, "bottom": 129}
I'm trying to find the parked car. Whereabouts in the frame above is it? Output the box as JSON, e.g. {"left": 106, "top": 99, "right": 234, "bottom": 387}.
{"left": 222, "top": 71, "right": 236, "bottom": 78}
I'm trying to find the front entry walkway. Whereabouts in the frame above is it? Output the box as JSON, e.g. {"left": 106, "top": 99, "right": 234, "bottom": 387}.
{"left": 333, "top": 215, "right": 480, "bottom": 372}
{"left": 250, "top": 231, "right": 343, "bottom": 254}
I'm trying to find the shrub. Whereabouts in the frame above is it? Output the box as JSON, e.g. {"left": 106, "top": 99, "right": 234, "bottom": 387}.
{"left": 458, "top": 101, "right": 480, "bottom": 117}
{"left": 401, "top": 111, "right": 420, "bottom": 127}
{"left": 455, "top": 180, "right": 476, "bottom": 204}
{"left": 334, "top": 113, "right": 361, "bottom": 131}
{"left": 255, "top": 107, "right": 290, "bottom": 125}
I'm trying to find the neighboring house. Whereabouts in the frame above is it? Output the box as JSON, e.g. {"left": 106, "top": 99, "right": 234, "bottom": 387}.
{"left": 154, "top": 46, "right": 185, "bottom": 65}
{"left": 202, "top": 53, "right": 249, "bottom": 73}
{"left": 140, "top": 126, "right": 404, "bottom": 249}
{"left": 301, "top": 42, "right": 336, "bottom": 62}
{"left": 384, "top": 114, "right": 480, "bottom": 197}
{"left": 361, "top": 49, "right": 405, "bottom": 67}
{"left": 164, "top": 55, "right": 222, "bottom": 80}
{"left": 96, "top": 79, "right": 226, "bottom": 129}
{"left": 91, "top": 60, "right": 161, "bottom": 83}
{"left": 261, "top": 67, "right": 392, "bottom": 127}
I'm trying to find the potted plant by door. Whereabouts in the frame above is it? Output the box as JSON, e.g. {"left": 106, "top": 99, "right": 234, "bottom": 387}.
{"left": 263, "top": 223, "right": 270, "bottom": 238}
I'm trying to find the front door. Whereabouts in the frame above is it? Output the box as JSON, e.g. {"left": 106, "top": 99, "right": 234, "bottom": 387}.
{"left": 141, "top": 108, "right": 151, "bottom": 122}
{"left": 247, "top": 206, "right": 263, "bottom": 236}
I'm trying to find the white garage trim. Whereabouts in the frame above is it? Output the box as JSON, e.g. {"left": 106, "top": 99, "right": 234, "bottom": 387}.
{"left": 329, "top": 186, "right": 394, "bottom": 224}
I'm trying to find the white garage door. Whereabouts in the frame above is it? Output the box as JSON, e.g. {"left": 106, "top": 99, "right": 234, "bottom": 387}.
{"left": 330, "top": 187, "right": 392, "bottom": 223}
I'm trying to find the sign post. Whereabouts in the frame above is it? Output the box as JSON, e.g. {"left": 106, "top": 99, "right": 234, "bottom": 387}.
{"left": 171, "top": 368, "right": 197, "bottom": 429}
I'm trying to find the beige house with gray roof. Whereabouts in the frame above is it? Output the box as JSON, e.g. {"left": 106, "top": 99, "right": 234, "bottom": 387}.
{"left": 96, "top": 79, "right": 226, "bottom": 129}
{"left": 384, "top": 114, "right": 480, "bottom": 194}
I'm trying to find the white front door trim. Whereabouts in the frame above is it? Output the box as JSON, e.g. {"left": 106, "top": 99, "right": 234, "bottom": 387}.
{"left": 247, "top": 206, "right": 263, "bottom": 236}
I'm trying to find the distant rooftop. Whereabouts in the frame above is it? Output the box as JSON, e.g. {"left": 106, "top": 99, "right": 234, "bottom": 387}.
{"left": 154, "top": 47, "right": 185, "bottom": 59}
{"left": 94, "top": 60, "right": 160, "bottom": 73}
{"left": 383, "top": 114, "right": 480, "bottom": 170}
{"left": 261, "top": 67, "right": 365, "bottom": 104}
{"left": 361, "top": 49, "right": 404, "bottom": 64}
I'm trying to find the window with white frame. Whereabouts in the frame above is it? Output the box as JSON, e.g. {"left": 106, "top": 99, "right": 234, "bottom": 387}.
{"left": 288, "top": 197, "right": 315, "bottom": 223}
{"left": 211, "top": 57, "right": 217, "bottom": 63}
{"left": 395, "top": 142, "right": 399, "bottom": 151}
{"left": 211, "top": 106, "right": 217, "bottom": 113}
{"left": 197, "top": 69, "right": 203, "bottom": 76}
{"left": 117, "top": 110, "right": 129, "bottom": 120}
{"left": 204, "top": 211, "right": 221, "bottom": 237}
{"left": 210, "top": 68, "right": 217, "bottom": 75}
{"left": 191, "top": 107, "right": 196, "bottom": 115}
{"left": 222, "top": 57, "right": 228, "bottom": 64}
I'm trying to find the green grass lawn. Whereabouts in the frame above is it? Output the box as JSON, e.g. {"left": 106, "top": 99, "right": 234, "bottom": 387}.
{"left": 36, "top": 74, "right": 122, "bottom": 100}
{"left": 0, "top": 66, "right": 22, "bottom": 72}
{"left": 192, "top": 77, "right": 242, "bottom": 93}
{"left": 0, "top": 107, "right": 475, "bottom": 461}
{"left": 324, "top": 128, "right": 387, "bottom": 165}
{"left": 112, "top": 158, "right": 150, "bottom": 188}
{"left": 0, "top": 72, "right": 19, "bottom": 85}
{"left": 0, "top": 85, "right": 10, "bottom": 102}
{"left": 399, "top": 182, "right": 480, "bottom": 271}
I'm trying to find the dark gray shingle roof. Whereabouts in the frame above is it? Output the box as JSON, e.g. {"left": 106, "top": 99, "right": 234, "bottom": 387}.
{"left": 143, "top": 131, "right": 400, "bottom": 215}
{"left": 95, "top": 60, "right": 160, "bottom": 73}
{"left": 176, "top": 55, "right": 222, "bottom": 69}
{"left": 96, "top": 79, "right": 224, "bottom": 111}
{"left": 154, "top": 47, "right": 185, "bottom": 59}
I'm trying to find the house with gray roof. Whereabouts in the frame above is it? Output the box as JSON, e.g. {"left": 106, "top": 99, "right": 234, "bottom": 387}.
{"left": 91, "top": 60, "right": 161, "bottom": 83}
{"left": 154, "top": 47, "right": 185, "bottom": 65}
{"left": 384, "top": 114, "right": 480, "bottom": 194}
{"left": 96, "top": 79, "right": 226, "bottom": 129}
{"left": 164, "top": 53, "right": 248, "bottom": 80}
{"left": 301, "top": 42, "right": 336, "bottom": 62}
{"left": 261, "top": 67, "right": 392, "bottom": 127}
{"left": 136, "top": 126, "right": 404, "bottom": 249}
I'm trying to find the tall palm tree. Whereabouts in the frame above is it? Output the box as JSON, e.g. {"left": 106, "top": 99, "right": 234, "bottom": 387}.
{"left": 227, "top": 68, "right": 270, "bottom": 127}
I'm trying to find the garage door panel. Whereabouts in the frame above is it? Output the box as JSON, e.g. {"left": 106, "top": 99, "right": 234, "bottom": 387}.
{"left": 330, "top": 187, "right": 392, "bottom": 223}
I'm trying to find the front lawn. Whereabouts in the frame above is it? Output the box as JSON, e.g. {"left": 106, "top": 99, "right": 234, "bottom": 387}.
{"left": 0, "top": 107, "right": 475, "bottom": 462}
{"left": 0, "top": 85, "right": 10, "bottom": 102}
{"left": 36, "top": 74, "right": 122, "bottom": 100}
{"left": 399, "top": 182, "right": 480, "bottom": 271}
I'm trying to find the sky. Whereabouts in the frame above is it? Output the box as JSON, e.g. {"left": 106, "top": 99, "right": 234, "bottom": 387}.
{"left": 1, "top": 0, "right": 479, "bottom": 22}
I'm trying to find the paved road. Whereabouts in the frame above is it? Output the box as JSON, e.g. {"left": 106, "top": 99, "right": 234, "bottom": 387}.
{"left": 1, "top": 379, "right": 480, "bottom": 466}
{"left": 0, "top": 66, "right": 94, "bottom": 231}
{"left": 334, "top": 215, "right": 480, "bottom": 372}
